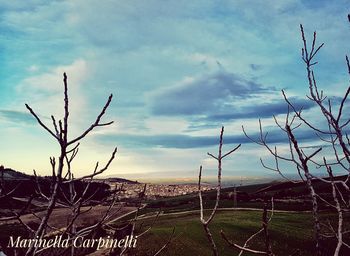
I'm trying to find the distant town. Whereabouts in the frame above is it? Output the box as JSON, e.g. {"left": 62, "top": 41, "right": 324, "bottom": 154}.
{"left": 102, "top": 180, "right": 213, "bottom": 199}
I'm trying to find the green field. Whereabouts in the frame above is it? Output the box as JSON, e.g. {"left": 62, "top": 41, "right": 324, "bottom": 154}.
{"left": 143, "top": 193, "right": 311, "bottom": 215}
{"left": 115, "top": 210, "right": 321, "bottom": 256}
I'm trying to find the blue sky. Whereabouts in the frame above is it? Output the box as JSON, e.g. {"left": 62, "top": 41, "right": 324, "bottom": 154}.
{"left": 0, "top": 1, "right": 349, "bottom": 183}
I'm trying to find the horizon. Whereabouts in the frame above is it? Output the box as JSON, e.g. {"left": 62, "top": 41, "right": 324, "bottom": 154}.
{"left": 0, "top": 1, "right": 349, "bottom": 182}
{"left": 0, "top": 164, "right": 312, "bottom": 186}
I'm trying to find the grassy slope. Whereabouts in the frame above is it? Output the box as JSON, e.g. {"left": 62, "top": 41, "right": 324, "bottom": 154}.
{"left": 121, "top": 210, "right": 316, "bottom": 256}
{"left": 144, "top": 193, "right": 310, "bottom": 215}
{"left": 143, "top": 177, "right": 346, "bottom": 214}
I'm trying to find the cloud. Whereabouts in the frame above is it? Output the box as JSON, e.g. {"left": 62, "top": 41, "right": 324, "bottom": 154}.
{"left": 250, "top": 64, "right": 262, "bottom": 71}
{"left": 204, "top": 97, "right": 315, "bottom": 121}
{"left": 0, "top": 110, "right": 35, "bottom": 124}
{"left": 97, "top": 126, "right": 319, "bottom": 149}
{"left": 150, "top": 69, "right": 275, "bottom": 116}
{"left": 149, "top": 68, "right": 318, "bottom": 123}
{"left": 17, "top": 59, "right": 88, "bottom": 94}
{"left": 15, "top": 60, "right": 90, "bottom": 125}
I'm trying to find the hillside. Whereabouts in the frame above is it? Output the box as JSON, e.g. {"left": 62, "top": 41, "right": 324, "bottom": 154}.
{"left": 98, "top": 177, "right": 139, "bottom": 184}
{"left": 0, "top": 165, "right": 137, "bottom": 184}
{"left": 0, "top": 166, "right": 31, "bottom": 180}
{"left": 143, "top": 175, "right": 349, "bottom": 213}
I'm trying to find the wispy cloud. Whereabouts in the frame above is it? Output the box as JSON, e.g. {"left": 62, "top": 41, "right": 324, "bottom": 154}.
{"left": 203, "top": 97, "right": 315, "bottom": 121}
{"left": 96, "top": 127, "right": 320, "bottom": 149}
{"left": 0, "top": 110, "right": 35, "bottom": 124}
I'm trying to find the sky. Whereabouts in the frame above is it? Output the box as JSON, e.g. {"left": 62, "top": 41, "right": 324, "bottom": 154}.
{"left": 0, "top": 1, "right": 349, "bottom": 183}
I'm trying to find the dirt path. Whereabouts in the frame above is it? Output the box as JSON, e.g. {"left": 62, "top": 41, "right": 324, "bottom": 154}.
{"left": 135, "top": 207, "right": 311, "bottom": 220}
{"left": 3, "top": 204, "right": 137, "bottom": 230}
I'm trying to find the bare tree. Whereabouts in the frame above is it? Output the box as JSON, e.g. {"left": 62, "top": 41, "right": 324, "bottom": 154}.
{"left": 22, "top": 73, "right": 118, "bottom": 256}
{"left": 243, "top": 21, "right": 350, "bottom": 256}
{"left": 198, "top": 126, "right": 241, "bottom": 256}
{"left": 0, "top": 74, "right": 176, "bottom": 256}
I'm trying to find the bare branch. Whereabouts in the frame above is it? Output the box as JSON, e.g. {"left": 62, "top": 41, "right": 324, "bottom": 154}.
{"left": 63, "top": 147, "right": 117, "bottom": 183}
{"left": 222, "top": 143, "right": 241, "bottom": 159}
{"left": 25, "top": 104, "right": 58, "bottom": 140}
{"left": 153, "top": 227, "right": 176, "bottom": 256}
{"left": 67, "top": 94, "right": 113, "bottom": 146}
{"left": 221, "top": 230, "right": 269, "bottom": 255}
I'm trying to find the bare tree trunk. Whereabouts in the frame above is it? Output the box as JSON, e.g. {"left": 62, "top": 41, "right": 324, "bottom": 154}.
{"left": 198, "top": 126, "right": 241, "bottom": 256}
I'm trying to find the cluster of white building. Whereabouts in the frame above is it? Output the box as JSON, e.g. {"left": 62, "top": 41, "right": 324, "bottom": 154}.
{"left": 113, "top": 183, "right": 213, "bottom": 199}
